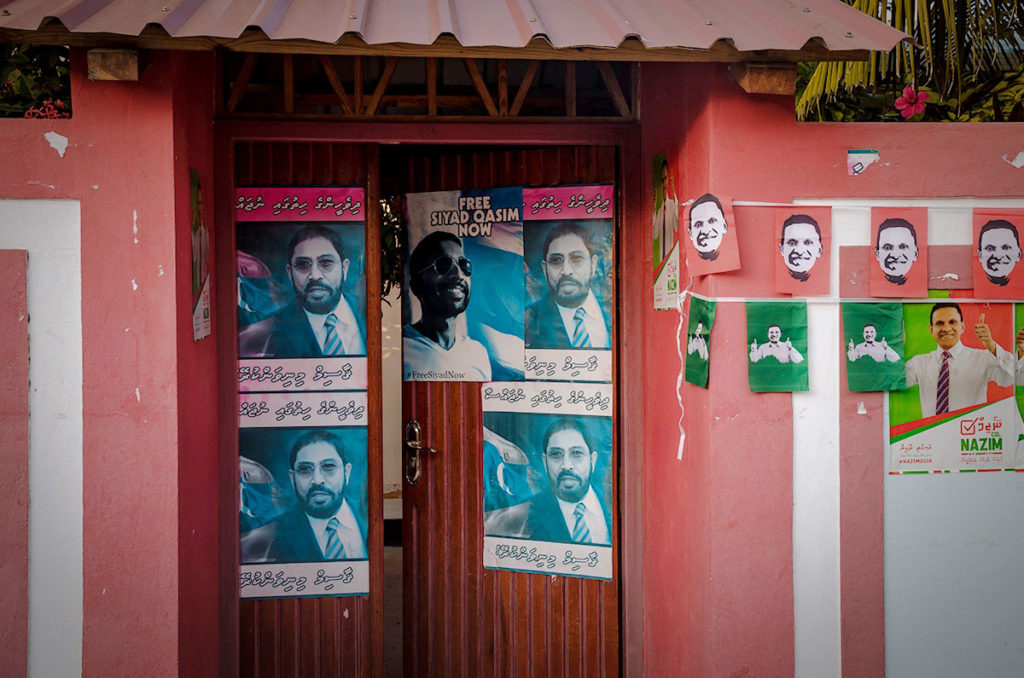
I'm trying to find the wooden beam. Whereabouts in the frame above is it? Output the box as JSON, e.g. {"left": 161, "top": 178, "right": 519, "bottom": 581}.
{"left": 596, "top": 62, "right": 630, "bottom": 116}
{"left": 86, "top": 48, "right": 139, "bottom": 81}
{"left": 728, "top": 62, "right": 797, "bottom": 95}
{"left": 353, "top": 55, "right": 363, "bottom": 114}
{"left": 363, "top": 56, "right": 399, "bottom": 116}
{"left": 565, "top": 61, "right": 576, "bottom": 117}
{"left": 426, "top": 57, "right": 437, "bottom": 116}
{"left": 461, "top": 58, "right": 499, "bottom": 117}
{"left": 226, "top": 52, "right": 257, "bottom": 113}
{"left": 497, "top": 59, "right": 508, "bottom": 115}
{"left": 282, "top": 53, "right": 294, "bottom": 113}
{"left": 0, "top": 25, "right": 876, "bottom": 63}
{"left": 509, "top": 60, "right": 539, "bottom": 116}
{"left": 318, "top": 54, "right": 354, "bottom": 115}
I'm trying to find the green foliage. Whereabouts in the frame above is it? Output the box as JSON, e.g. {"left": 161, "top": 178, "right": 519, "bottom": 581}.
{"left": 797, "top": 0, "right": 1024, "bottom": 122}
{"left": 380, "top": 197, "right": 404, "bottom": 303}
{"left": 0, "top": 44, "right": 71, "bottom": 118}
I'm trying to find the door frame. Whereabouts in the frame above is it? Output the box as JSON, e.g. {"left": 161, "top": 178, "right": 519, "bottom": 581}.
{"left": 215, "top": 119, "right": 645, "bottom": 676}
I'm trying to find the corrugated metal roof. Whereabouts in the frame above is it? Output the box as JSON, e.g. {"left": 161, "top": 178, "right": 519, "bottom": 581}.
{"left": 0, "top": 0, "right": 906, "bottom": 54}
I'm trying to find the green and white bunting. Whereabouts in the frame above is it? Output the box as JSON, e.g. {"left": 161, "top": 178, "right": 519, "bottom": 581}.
{"left": 746, "top": 301, "right": 809, "bottom": 393}
{"left": 842, "top": 302, "right": 906, "bottom": 391}
{"left": 684, "top": 296, "right": 716, "bottom": 388}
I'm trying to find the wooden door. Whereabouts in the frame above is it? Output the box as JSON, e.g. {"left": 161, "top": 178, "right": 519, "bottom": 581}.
{"left": 234, "top": 141, "right": 384, "bottom": 677}
{"left": 393, "top": 145, "right": 620, "bottom": 677}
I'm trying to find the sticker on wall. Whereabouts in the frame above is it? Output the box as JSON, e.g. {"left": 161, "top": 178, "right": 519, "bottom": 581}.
{"left": 841, "top": 302, "right": 906, "bottom": 391}
{"left": 773, "top": 207, "right": 832, "bottom": 296}
{"left": 523, "top": 185, "right": 614, "bottom": 382}
{"left": 683, "top": 193, "right": 741, "bottom": 277}
{"left": 190, "top": 169, "right": 211, "bottom": 341}
{"left": 746, "top": 301, "right": 809, "bottom": 392}
{"left": 236, "top": 187, "right": 368, "bottom": 386}
{"left": 685, "top": 295, "right": 716, "bottom": 388}
{"left": 972, "top": 209, "right": 1024, "bottom": 299}
{"left": 653, "top": 239, "right": 679, "bottom": 311}
{"left": 889, "top": 300, "right": 1021, "bottom": 473}
{"left": 403, "top": 187, "right": 524, "bottom": 381}
{"left": 869, "top": 207, "right": 928, "bottom": 298}
{"left": 481, "top": 381, "right": 614, "bottom": 580}
{"left": 652, "top": 151, "right": 679, "bottom": 276}
{"left": 239, "top": 427, "right": 369, "bottom": 598}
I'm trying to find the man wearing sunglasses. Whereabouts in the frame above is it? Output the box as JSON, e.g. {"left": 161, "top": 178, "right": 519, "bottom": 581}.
{"left": 242, "top": 225, "right": 366, "bottom": 358}
{"left": 267, "top": 430, "right": 367, "bottom": 563}
{"left": 404, "top": 231, "right": 491, "bottom": 380}
{"left": 526, "top": 223, "right": 610, "bottom": 350}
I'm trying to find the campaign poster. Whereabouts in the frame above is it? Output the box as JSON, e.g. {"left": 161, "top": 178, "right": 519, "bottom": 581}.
{"left": 239, "top": 426, "right": 369, "bottom": 598}
{"left": 842, "top": 302, "right": 906, "bottom": 391}
{"left": 481, "top": 381, "right": 614, "bottom": 580}
{"left": 746, "top": 301, "right": 809, "bottom": 393}
{"left": 888, "top": 299, "right": 1021, "bottom": 473}
{"left": 683, "top": 193, "right": 740, "bottom": 277}
{"left": 869, "top": 207, "right": 928, "bottom": 298}
{"left": 403, "top": 187, "right": 524, "bottom": 382}
{"left": 1015, "top": 303, "right": 1024, "bottom": 425}
{"left": 653, "top": 239, "right": 679, "bottom": 311}
{"left": 684, "top": 295, "right": 716, "bottom": 388}
{"left": 523, "top": 185, "right": 614, "bottom": 382}
{"left": 652, "top": 152, "right": 679, "bottom": 273}
{"left": 972, "top": 209, "right": 1024, "bottom": 300}
{"left": 236, "top": 187, "right": 368, "bottom": 391}
{"left": 191, "top": 169, "right": 211, "bottom": 341}
{"left": 773, "top": 207, "right": 832, "bottom": 297}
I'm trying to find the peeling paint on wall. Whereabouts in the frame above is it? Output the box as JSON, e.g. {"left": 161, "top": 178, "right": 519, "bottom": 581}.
{"left": 132, "top": 210, "right": 139, "bottom": 244}
{"left": 1002, "top": 151, "right": 1024, "bottom": 169}
{"left": 43, "top": 132, "right": 68, "bottom": 158}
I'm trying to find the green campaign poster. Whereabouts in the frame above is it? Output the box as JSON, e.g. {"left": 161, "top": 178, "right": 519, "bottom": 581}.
{"left": 685, "top": 296, "right": 716, "bottom": 388}
{"left": 842, "top": 302, "right": 906, "bottom": 391}
{"left": 746, "top": 301, "right": 809, "bottom": 393}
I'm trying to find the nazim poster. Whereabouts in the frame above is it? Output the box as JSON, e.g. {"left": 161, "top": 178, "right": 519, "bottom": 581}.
{"left": 889, "top": 299, "right": 1022, "bottom": 473}
{"left": 403, "top": 188, "right": 524, "bottom": 381}
{"left": 523, "top": 185, "right": 614, "bottom": 382}
{"left": 481, "top": 381, "right": 614, "bottom": 580}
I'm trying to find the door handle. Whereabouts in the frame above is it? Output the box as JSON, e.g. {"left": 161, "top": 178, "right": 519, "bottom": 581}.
{"left": 405, "top": 420, "right": 437, "bottom": 486}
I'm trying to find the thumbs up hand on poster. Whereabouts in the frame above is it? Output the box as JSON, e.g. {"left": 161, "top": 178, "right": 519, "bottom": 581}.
{"left": 975, "top": 313, "right": 997, "bottom": 354}
{"left": 1016, "top": 326, "right": 1024, "bottom": 359}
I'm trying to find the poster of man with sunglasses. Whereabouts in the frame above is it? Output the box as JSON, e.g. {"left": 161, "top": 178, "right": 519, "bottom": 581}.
{"left": 403, "top": 187, "right": 525, "bottom": 382}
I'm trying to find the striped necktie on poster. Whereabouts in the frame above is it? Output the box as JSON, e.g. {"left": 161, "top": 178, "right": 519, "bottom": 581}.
{"left": 324, "top": 517, "right": 346, "bottom": 560}
{"left": 571, "top": 307, "right": 591, "bottom": 348}
{"left": 571, "top": 502, "right": 591, "bottom": 543}
{"left": 936, "top": 350, "right": 951, "bottom": 414}
{"left": 323, "top": 313, "right": 345, "bottom": 355}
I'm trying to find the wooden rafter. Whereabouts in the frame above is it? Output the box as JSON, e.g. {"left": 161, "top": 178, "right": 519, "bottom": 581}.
{"left": 363, "top": 56, "right": 399, "bottom": 115}
{"left": 461, "top": 58, "right": 499, "bottom": 117}
{"left": 509, "top": 60, "right": 540, "bottom": 116}
{"left": 497, "top": 59, "right": 508, "bottom": 115}
{"left": 564, "top": 61, "right": 576, "bottom": 117}
{"left": 282, "top": 54, "right": 294, "bottom": 113}
{"left": 597, "top": 62, "right": 630, "bottom": 116}
{"left": 318, "top": 55, "right": 354, "bottom": 114}
{"left": 426, "top": 57, "right": 437, "bottom": 115}
{"left": 226, "top": 52, "right": 257, "bottom": 112}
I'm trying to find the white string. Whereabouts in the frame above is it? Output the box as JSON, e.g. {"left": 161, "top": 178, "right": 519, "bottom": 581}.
{"left": 676, "top": 252, "right": 695, "bottom": 461}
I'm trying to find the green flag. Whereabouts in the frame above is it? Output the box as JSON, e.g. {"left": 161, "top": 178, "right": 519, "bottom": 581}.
{"left": 842, "top": 303, "right": 906, "bottom": 391}
{"left": 746, "top": 301, "right": 809, "bottom": 393}
{"left": 685, "top": 296, "right": 716, "bottom": 388}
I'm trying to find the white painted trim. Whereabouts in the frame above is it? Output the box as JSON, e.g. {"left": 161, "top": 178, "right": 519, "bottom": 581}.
{"left": 0, "top": 199, "right": 83, "bottom": 678}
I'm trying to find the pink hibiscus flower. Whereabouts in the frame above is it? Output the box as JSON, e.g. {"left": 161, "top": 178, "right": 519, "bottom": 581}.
{"left": 894, "top": 86, "right": 929, "bottom": 119}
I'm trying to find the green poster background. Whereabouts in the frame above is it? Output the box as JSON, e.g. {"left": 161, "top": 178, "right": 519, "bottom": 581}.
{"left": 842, "top": 302, "right": 906, "bottom": 391}
{"left": 685, "top": 296, "right": 716, "bottom": 388}
{"left": 746, "top": 301, "right": 809, "bottom": 393}
{"left": 890, "top": 297, "right": 945, "bottom": 424}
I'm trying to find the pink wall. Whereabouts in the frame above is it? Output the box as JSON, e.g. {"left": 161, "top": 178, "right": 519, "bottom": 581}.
{"left": 640, "top": 61, "right": 1024, "bottom": 676}
{"left": 0, "top": 50, "right": 220, "bottom": 676}
{"left": 0, "top": 250, "right": 29, "bottom": 677}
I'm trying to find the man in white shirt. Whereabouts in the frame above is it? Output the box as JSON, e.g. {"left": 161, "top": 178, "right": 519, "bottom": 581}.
{"left": 268, "top": 430, "right": 367, "bottom": 562}
{"left": 525, "top": 418, "right": 610, "bottom": 545}
{"left": 653, "top": 158, "right": 679, "bottom": 262}
{"left": 525, "top": 223, "right": 611, "bottom": 350}
{"left": 848, "top": 323, "right": 900, "bottom": 363}
{"left": 687, "top": 322, "right": 709, "bottom": 360}
{"left": 905, "top": 303, "right": 1015, "bottom": 417}
{"left": 244, "top": 225, "right": 367, "bottom": 358}
{"left": 749, "top": 324, "right": 804, "bottom": 364}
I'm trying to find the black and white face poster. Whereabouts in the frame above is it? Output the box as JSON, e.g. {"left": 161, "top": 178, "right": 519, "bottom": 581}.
{"left": 481, "top": 381, "right": 614, "bottom": 580}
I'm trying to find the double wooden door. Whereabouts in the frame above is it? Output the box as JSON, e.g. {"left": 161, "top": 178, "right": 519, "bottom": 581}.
{"left": 235, "top": 141, "right": 619, "bottom": 677}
